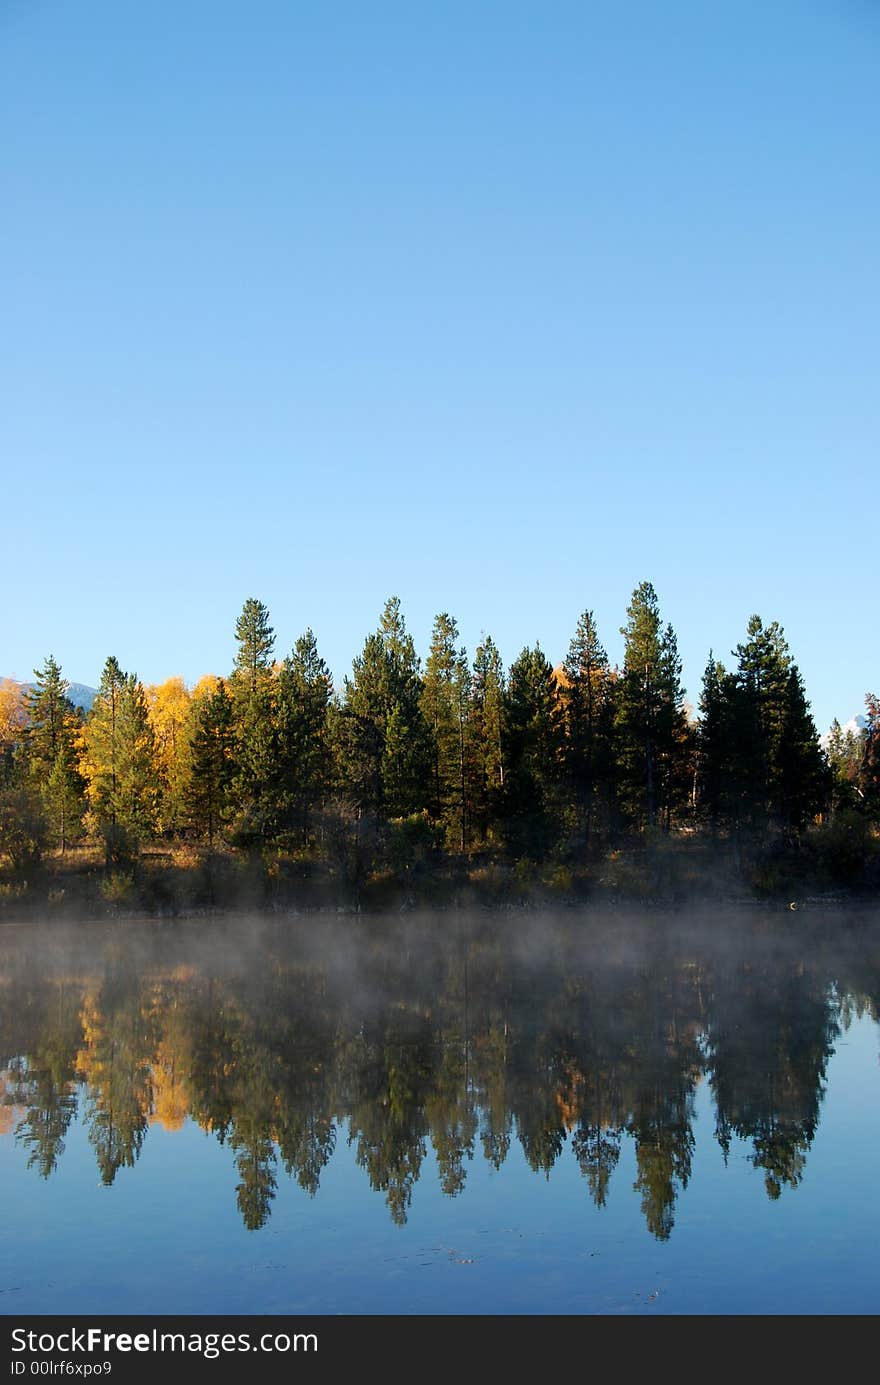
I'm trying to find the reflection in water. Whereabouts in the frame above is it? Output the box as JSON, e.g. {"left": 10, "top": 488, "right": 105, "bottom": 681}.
{"left": 1, "top": 913, "right": 878, "bottom": 1238}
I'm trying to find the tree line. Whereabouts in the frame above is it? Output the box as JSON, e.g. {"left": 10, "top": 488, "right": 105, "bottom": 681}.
{"left": 0, "top": 582, "right": 877, "bottom": 882}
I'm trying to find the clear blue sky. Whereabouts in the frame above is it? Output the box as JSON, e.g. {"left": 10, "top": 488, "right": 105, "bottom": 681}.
{"left": 2, "top": 0, "right": 876, "bottom": 732}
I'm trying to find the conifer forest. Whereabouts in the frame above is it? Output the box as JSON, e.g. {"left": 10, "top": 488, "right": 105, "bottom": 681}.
{"left": 1, "top": 583, "right": 877, "bottom": 913}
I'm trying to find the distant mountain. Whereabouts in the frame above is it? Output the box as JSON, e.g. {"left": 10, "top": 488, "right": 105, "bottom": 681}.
{"left": 1, "top": 678, "right": 97, "bottom": 713}
{"left": 65, "top": 683, "right": 97, "bottom": 712}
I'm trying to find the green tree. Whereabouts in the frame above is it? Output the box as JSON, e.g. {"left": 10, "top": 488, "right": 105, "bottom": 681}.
{"left": 859, "top": 693, "right": 880, "bottom": 819}
{"left": 232, "top": 598, "right": 275, "bottom": 696}
{"left": 186, "top": 679, "right": 235, "bottom": 844}
{"left": 503, "top": 645, "right": 565, "bottom": 859}
{"left": 775, "top": 666, "right": 830, "bottom": 835}
{"left": 230, "top": 682, "right": 279, "bottom": 848}
{"left": 83, "top": 660, "right": 158, "bottom": 863}
{"left": 616, "top": 583, "right": 688, "bottom": 830}
{"left": 469, "top": 636, "right": 506, "bottom": 844}
{"left": 697, "top": 653, "right": 736, "bottom": 836}
{"left": 338, "top": 598, "right": 431, "bottom": 822}
{"left": 729, "top": 616, "right": 827, "bottom": 836}
{"left": 563, "top": 610, "right": 615, "bottom": 851}
{"left": 421, "top": 613, "right": 471, "bottom": 850}
{"left": 24, "top": 656, "right": 84, "bottom": 851}
{"left": 228, "top": 599, "right": 279, "bottom": 848}
{"left": 275, "top": 630, "right": 333, "bottom": 846}
{"left": 24, "top": 656, "right": 69, "bottom": 767}
{"left": 825, "top": 717, "right": 864, "bottom": 813}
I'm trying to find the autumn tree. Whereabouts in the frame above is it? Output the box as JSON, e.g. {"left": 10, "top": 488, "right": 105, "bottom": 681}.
{"left": 0, "top": 679, "right": 27, "bottom": 787}
{"left": 145, "top": 677, "right": 192, "bottom": 835}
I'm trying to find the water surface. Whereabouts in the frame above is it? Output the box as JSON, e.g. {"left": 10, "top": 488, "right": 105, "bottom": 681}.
{"left": 2, "top": 910, "right": 879, "bottom": 1314}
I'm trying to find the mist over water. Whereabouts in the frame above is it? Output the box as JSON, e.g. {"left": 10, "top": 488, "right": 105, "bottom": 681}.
{"left": 2, "top": 910, "right": 879, "bottom": 1314}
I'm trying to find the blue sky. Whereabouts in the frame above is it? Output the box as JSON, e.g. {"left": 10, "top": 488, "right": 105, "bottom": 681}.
{"left": 2, "top": 1, "right": 876, "bottom": 731}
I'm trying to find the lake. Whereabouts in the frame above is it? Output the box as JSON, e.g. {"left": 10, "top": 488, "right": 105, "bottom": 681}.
{"left": 1, "top": 910, "right": 879, "bottom": 1315}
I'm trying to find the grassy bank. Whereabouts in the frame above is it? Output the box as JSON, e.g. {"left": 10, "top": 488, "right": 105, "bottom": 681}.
{"left": 2, "top": 822, "right": 878, "bottom": 920}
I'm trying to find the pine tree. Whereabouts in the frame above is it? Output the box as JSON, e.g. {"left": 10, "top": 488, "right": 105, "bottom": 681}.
{"left": 275, "top": 630, "right": 332, "bottom": 845}
{"left": 859, "top": 693, "right": 880, "bottom": 819}
{"left": 24, "top": 656, "right": 85, "bottom": 851}
{"left": 81, "top": 657, "right": 126, "bottom": 861}
{"left": 339, "top": 598, "right": 431, "bottom": 822}
{"left": 186, "top": 679, "right": 235, "bottom": 844}
{"left": 616, "top": 583, "right": 688, "bottom": 830}
{"left": 563, "top": 610, "right": 614, "bottom": 851}
{"left": 727, "top": 616, "right": 827, "bottom": 836}
{"left": 825, "top": 718, "right": 864, "bottom": 813}
{"left": 232, "top": 598, "right": 275, "bottom": 696}
{"left": 697, "top": 653, "right": 731, "bottom": 836}
{"left": 231, "top": 680, "right": 279, "bottom": 847}
{"left": 24, "top": 656, "right": 69, "bottom": 766}
{"left": 227, "top": 599, "right": 279, "bottom": 847}
{"left": 82, "top": 661, "right": 158, "bottom": 862}
{"left": 503, "top": 645, "right": 565, "bottom": 859}
{"left": 470, "top": 636, "right": 506, "bottom": 844}
{"left": 729, "top": 616, "right": 791, "bottom": 830}
{"left": 775, "top": 666, "right": 830, "bottom": 835}
{"left": 421, "top": 613, "right": 471, "bottom": 850}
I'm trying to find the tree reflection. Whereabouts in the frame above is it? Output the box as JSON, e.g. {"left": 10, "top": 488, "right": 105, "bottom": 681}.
{"left": 0, "top": 914, "right": 873, "bottom": 1236}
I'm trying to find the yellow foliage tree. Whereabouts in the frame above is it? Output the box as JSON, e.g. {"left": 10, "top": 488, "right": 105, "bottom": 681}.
{"left": 146, "top": 677, "right": 192, "bottom": 834}
{"left": 0, "top": 679, "right": 27, "bottom": 779}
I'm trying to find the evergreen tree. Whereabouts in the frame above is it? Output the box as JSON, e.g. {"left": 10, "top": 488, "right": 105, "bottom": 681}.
{"left": 697, "top": 653, "right": 727, "bottom": 835}
{"left": 81, "top": 657, "right": 125, "bottom": 861}
{"left": 338, "top": 598, "right": 431, "bottom": 822}
{"left": 228, "top": 599, "right": 279, "bottom": 847}
{"left": 24, "top": 656, "right": 69, "bottom": 767}
{"left": 503, "top": 645, "right": 565, "bottom": 859}
{"left": 232, "top": 598, "right": 275, "bottom": 696}
{"left": 421, "top": 613, "right": 471, "bottom": 850}
{"left": 825, "top": 718, "right": 864, "bottom": 812}
{"left": 230, "top": 681, "right": 279, "bottom": 847}
{"left": 616, "top": 583, "right": 688, "bottom": 830}
{"left": 563, "top": 610, "right": 614, "bottom": 851}
{"left": 859, "top": 693, "right": 880, "bottom": 819}
{"left": 186, "top": 679, "right": 235, "bottom": 844}
{"left": 82, "top": 661, "right": 158, "bottom": 863}
{"left": 113, "top": 675, "right": 160, "bottom": 847}
{"left": 275, "top": 630, "right": 332, "bottom": 845}
{"left": 729, "top": 615, "right": 791, "bottom": 830}
{"left": 728, "top": 616, "right": 826, "bottom": 836}
{"left": 24, "top": 656, "right": 84, "bottom": 851}
{"left": 470, "top": 636, "right": 506, "bottom": 844}
{"left": 775, "top": 666, "right": 830, "bottom": 835}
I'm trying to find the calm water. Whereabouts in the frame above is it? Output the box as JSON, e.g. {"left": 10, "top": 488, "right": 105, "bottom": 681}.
{"left": 1, "top": 910, "right": 879, "bottom": 1315}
